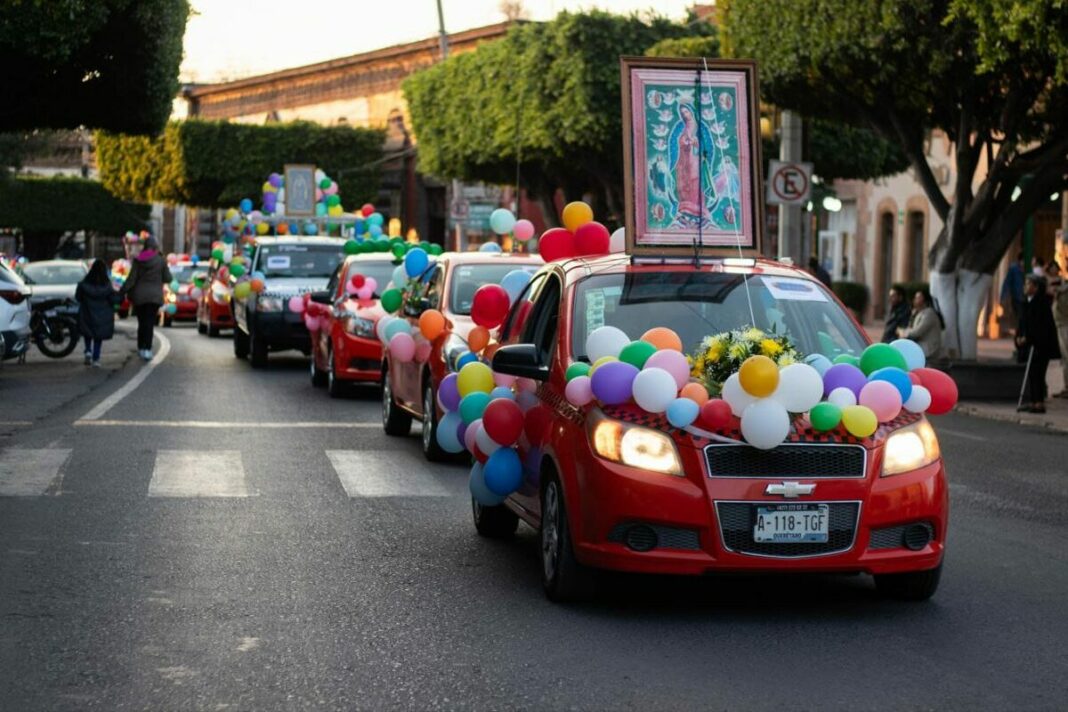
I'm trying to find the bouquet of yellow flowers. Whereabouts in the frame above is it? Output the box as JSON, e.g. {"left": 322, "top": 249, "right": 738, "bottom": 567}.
{"left": 690, "top": 327, "right": 799, "bottom": 396}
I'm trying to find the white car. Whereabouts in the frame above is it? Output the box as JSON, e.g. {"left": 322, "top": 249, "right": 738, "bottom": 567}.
{"left": 0, "top": 261, "right": 32, "bottom": 361}
{"left": 19, "top": 259, "right": 88, "bottom": 305}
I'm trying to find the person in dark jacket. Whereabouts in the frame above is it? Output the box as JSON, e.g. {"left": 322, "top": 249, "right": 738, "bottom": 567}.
{"left": 807, "top": 256, "right": 833, "bottom": 289}
{"left": 1016, "top": 274, "right": 1061, "bottom": 413}
{"left": 882, "top": 286, "right": 911, "bottom": 343}
{"left": 121, "top": 236, "right": 171, "bottom": 360}
{"left": 76, "top": 259, "right": 119, "bottom": 367}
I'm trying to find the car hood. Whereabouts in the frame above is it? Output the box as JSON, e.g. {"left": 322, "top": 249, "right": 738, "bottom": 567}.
{"left": 29, "top": 284, "right": 77, "bottom": 302}
{"left": 259, "top": 276, "right": 331, "bottom": 295}
{"left": 346, "top": 298, "right": 386, "bottom": 321}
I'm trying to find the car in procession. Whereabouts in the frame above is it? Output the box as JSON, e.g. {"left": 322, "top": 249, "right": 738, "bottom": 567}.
{"left": 197, "top": 259, "right": 235, "bottom": 336}
{"left": 162, "top": 260, "right": 209, "bottom": 327}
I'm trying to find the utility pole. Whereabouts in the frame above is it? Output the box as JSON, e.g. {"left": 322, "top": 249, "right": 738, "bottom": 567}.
{"left": 777, "top": 110, "right": 803, "bottom": 264}
{"left": 436, "top": 0, "right": 465, "bottom": 251}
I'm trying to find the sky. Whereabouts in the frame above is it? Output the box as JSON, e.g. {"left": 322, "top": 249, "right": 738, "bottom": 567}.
{"left": 180, "top": 0, "right": 695, "bottom": 83}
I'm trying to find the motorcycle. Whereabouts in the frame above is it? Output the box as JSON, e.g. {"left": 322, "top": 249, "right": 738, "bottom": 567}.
{"left": 30, "top": 298, "right": 80, "bottom": 358}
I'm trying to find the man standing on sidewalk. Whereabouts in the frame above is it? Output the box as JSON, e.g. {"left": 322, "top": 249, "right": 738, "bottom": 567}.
{"left": 1016, "top": 274, "right": 1060, "bottom": 413}
{"left": 1048, "top": 261, "right": 1068, "bottom": 398}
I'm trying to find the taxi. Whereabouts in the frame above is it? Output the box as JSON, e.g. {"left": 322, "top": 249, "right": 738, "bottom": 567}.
{"left": 488, "top": 255, "right": 948, "bottom": 602}
{"left": 196, "top": 260, "right": 234, "bottom": 336}
{"left": 163, "top": 261, "right": 209, "bottom": 327}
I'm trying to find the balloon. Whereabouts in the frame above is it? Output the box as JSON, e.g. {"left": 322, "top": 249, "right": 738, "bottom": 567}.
{"left": 469, "top": 462, "right": 506, "bottom": 506}
{"left": 404, "top": 248, "right": 429, "bottom": 278}
{"left": 913, "top": 367, "right": 958, "bottom": 415}
{"left": 479, "top": 240, "right": 502, "bottom": 253}
{"left": 456, "top": 351, "right": 480, "bottom": 370}
{"left": 249, "top": 210, "right": 264, "bottom": 225}
{"left": 384, "top": 318, "right": 411, "bottom": 343}
{"left": 771, "top": 363, "right": 824, "bottom": 413}
{"left": 249, "top": 278, "right": 264, "bottom": 293}
{"left": 858, "top": 380, "right": 903, "bottom": 422}
{"left": 869, "top": 366, "right": 913, "bottom": 403}
{"left": 438, "top": 373, "right": 461, "bottom": 411}
{"left": 859, "top": 343, "right": 909, "bottom": 376}
{"left": 680, "top": 382, "right": 709, "bottom": 405}
{"left": 344, "top": 240, "right": 360, "bottom": 255}
{"left": 459, "top": 392, "right": 492, "bottom": 425}
{"left": 516, "top": 377, "right": 538, "bottom": 393}
{"left": 641, "top": 327, "right": 683, "bottom": 352}
{"left": 475, "top": 423, "right": 504, "bottom": 456}
{"left": 738, "top": 355, "right": 780, "bottom": 397}
{"left": 239, "top": 198, "right": 253, "bottom": 213}
{"left": 501, "top": 269, "right": 532, "bottom": 302}
{"left": 361, "top": 203, "right": 375, "bottom": 217}
{"left": 464, "top": 418, "right": 482, "bottom": 452}
{"left": 565, "top": 362, "right": 591, "bottom": 382}
{"left": 632, "top": 367, "right": 678, "bottom": 413}
{"left": 368, "top": 212, "right": 385, "bottom": 226}
{"left": 890, "top": 338, "right": 926, "bottom": 371}
{"left": 516, "top": 390, "right": 539, "bottom": 413}
{"left": 827, "top": 387, "right": 857, "bottom": 408}
{"left": 391, "top": 243, "right": 408, "bottom": 259}
{"left": 288, "top": 296, "right": 305, "bottom": 313}
{"left": 303, "top": 314, "right": 320, "bottom": 331}
{"left": 803, "top": 353, "right": 834, "bottom": 377}
{"left": 741, "top": 399, "right": 791, "bottom": 450}
{"left": 513, "top": 219, "right": 535, "bottom": 242}
{"left": 561, "top": 201, "right": 593, "bottom": 232}
{"left": 428, "top": 244, "right": 444, "bottom": 256}
{"left": 376, "top": 316, "right": 395, "bottom": 343}
{"left": 389, "top": 332, "right": 416, "bottom": 362}
{"left": 457, "top": 361, "right": 494, "bottom": 397}
{"left": 722, "top": 373, "right": 758, "bottom": 416}
{"left": 483, "top": 447, "right": 522, "bottom": 496}
{"left": 841, "top": 405, "right": 878, "bottom": 438}
{"left": 574, "top": 221, "right": 610, "bottom": 256}
{"left": 666, "top": 398, "right": 700, "bottom": 428}
{"left": 537, "top": 227, "right": 575, "bottom": 262}
{"left": 619, "top": 340, "right": 657, "bottom": 369}
{"left": 356, "top": 285, "right": 374, "bottom": 300}
{"left": 809, "top": 402, "right": 842, "bottom": 431}
{"left": 590, "top": 361, "right": 639, "bottom": 405}
{"left": 822, "top": 363, "right": 867, "bottom": 397}
{"left": 489, "top": 208, "right": 517, "bottom": 235}
{"left": 492, "top": 370, "right": 516, "bottom": 387}
{"left": 833, "top": 353, "right": 861, "bottom": 367}
{"left": 380, "top": 288, "right": 403, "bottom": 313}
{"left": 468, "top": 326, "right": 490, "bottom": 353}
{"left": 471, "top": 284, "right": 510, "bottom": 328}
{"left": 415, "top": 340, "right": 432, "bottom": 363}
{"left": 609, "top": 227, "right": 626, "bottom": 253}
{"left": 589, "top": 355, "right": 618, "bottom": 375}
{"left": 233, "top": 281, "right": 251, "bottom": 300}
{"left": 211, "top": 248, "right": 225, "bottom": 261}
{"left": 904, "top": 385, "right": 932, "bottom": 413}
{"left": 419, "top": 309, "right": 445, "bottom": 340}
{"left": 586, "top": 325, "right": 629, "bottom": 362}
{"left": 391, "top": 265, "right": 408, "bottom": 290}
{"left": 164, "top": 303, "right": 178, "bottom": 315}
{"left": 437, "top": 412, "right": 465, "bottom": 453}
{"left": 368, "top": 223, "right": 383, "bottom": 237}
{"left": 700, "top": 399, "right": 733, "bottom": 430}
{"left": 483, "top": 398, "right": 524, "bottom": 446}
{"left": 565, "top": 375, "right": 594, "bottom": 406}
{"left": 304, "top": 222, "right": 318, "bottom": 235}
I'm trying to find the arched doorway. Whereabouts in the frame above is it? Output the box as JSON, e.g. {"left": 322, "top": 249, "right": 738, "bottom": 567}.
{"left": 907, "top": 210, "right": 926, "bottom": 282}
{"left": 875, "top": 211, "right": 895, "bottom": 316}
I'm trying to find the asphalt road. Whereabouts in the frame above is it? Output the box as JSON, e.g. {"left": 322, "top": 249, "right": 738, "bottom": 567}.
{"left": 1, "top": 325, "right": 1066, "bottom": 711}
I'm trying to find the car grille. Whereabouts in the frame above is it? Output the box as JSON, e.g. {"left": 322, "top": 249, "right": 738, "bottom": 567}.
{"left": 705, "top": 443, "right": 866, "bottom": 478}
{"left": 715, "top": 501, "right": 860, "bottom": 558}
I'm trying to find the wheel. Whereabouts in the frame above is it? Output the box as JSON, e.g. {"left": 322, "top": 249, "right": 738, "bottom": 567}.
{"left": 208, "top": 324, "right": 220, "bottom": 337}
{"left": 35, "top": 317, "right": 80, "bottom": 358}
{"left": 420, "top": 378, "right": 449, "bottom": 462}
{"left": 233, "top": 327, "right": 249, "bottom": 359}
{"left": 472, "top": 498, "right": 519, "bottom": 538}
{"left": 326, "top": 345, "right": 348, "bottom": 398}
{"left": 310, "top": 350, "right": 327, "bottom": 387}
{"left": 875, "top": 564, "right": 942, "bottom": 601}
{"left": 381, "top": 369, "right": 412, "bottom": 436}
{"left": 197, "top": 320, "right": 207, "bottom": 335}
{"left": 541, "top": 476, "right": 597, "bottom": 602}
{"left": 249, "top": 329, "right": 268, "bottom": 369}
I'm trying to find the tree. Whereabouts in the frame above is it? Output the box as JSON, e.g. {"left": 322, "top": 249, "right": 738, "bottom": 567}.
{"left": 723, "top": 0, "right": 1068, "bottom": 359}
{"left": 0, "top": 0, "right": 190, "bottom": 135}
{"left": 96, "top": 120, "right": 384, "bottom": 209}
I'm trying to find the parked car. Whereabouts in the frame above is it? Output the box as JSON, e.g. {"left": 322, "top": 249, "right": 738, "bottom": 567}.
{"left": 18, "top": 259, "right": 88, "bottom": 305}
{"left": 233, "top": 236, "right": 346, "bottom": 368}
{"left": 484, "top": 255, "right": 947, "bottom": 602}
{"left": 309, "top": 254, "right": 397, "bottom": 396}
{"left": 0, "top": 260, "right": 32, "bottom": 361}
{"left": 196, "top": 260, "right": 234, "bottom": 336}
{"left": 162, "top": 261, "right": 209, "bottom": 327}
{"left": 382, "top": 252, "right": 542, "bottom": 460}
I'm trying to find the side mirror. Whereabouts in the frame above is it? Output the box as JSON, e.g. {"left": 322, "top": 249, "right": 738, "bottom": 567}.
{"left": 492, "top": 343, "right": 549, "bottom": 381}
{"left": 308, "top": 290, "right": 332, "bottom": 305}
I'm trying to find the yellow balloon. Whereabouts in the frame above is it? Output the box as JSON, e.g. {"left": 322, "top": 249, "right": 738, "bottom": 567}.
{"left": 738, "top": 355, "right": 779, "bottom": 397}
{"left": 589, "top": 355, "right": 618, "bottom": 375}
{"left": 457, "top": 362, "right": 494, "bottom": 397}
{"left": 233, "top": 281, "right": 251, "bottom": 300}
{"left": 841, "top": 405, "right": 878, "bottom": 438}
{"left": 256, "top": 222, "right": 270, "bottom": 235}
{"left": 562, "top": 201, "right": 594, "bottom": 232}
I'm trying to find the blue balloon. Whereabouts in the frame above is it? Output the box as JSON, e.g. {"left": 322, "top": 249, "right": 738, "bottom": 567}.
{"left": 869, "top": 366, "right": 913, "bottom": 403}
{"left": 437, "top": 412, "right": 466, "bottom": 454}
{"left": 239, "top": 198, "right": 253, "bottom": 213}
{"left": 303, "top": 222, "right": 318, "bottom": 235}
{"left": 479, "top": 241, "right": 502, "bottom": 253}
{"left": 890, "top": 338, "right": 926, "bottom": 371}
{"left": 368, "top": 212, "right": 385, "bottom": 226}
{"left": 368, "top": 223, "right": 383, "bottom": 237}
{"left": 404, "top": 247, "right": 429, "bottom": 278}
{"left": 666, "top": 397, "right": 700, "bottom": 428}
{"left": 190, "top": 255, "right": 199, "bottom": 264}
{"left": 483, "top": 447, "right": 522, "bottom": 496}
{"left": 221, "top": 234, "right": 235, "bottom": 245}
{"left": 490, "top": 386, "right": 516, "bottom": 401}
{"left": 252, "top": 271, "right": 265, "bottom": 281}
{"left": 315, "top": 203, "right": 328, "bottom": 217}
{"left": 804, "top": 353, "right": 834, "bottom": 377}
{"left": 384, "top": 319, "right": 411, "bottom": 342}
{"left": 288, "top": 222, "right": 299, "bottom": 234}
{"left": 489, "top": 208, "right": 516, "bottom": 235}
{"left": 456, "top": 351, "right": 479, "bottom": 370}
{"left": 500, "top": 269, "right": 532, "bottom": 302}
{"left": 469, "top": 462, "right": 506, "bottom": 506}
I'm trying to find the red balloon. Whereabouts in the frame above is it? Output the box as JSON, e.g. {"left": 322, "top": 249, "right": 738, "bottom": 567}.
{"left": 350, "top": 273, "right": 366, "bottom": 289}
{"left": 538, "top": 227, "right": 576, "bottom": 262}
{"left": 482, "top": 399, "right": 523, "bottom": 446}
{"left": 360, "top": 203, "right": 375, "bottom": 217}
{"left": 913, "top": 367, "right": 958, "bottom": 415}
{"left": 524, "top": 405, "right": 553, "bottom": 446}
{"left": 907, "top": 371, "right": 922, "bottom": 386}
{"left": 699, "top": 399, "right": 732, "bottom": 430}
{"left": 471, "top": 284, "right": 511, "bottom": 328}
{"left": 574, "top": 221, "right": 610, "bottom": 256}
{"left": 472, "top": 444, "right": 488, "bottom": 464}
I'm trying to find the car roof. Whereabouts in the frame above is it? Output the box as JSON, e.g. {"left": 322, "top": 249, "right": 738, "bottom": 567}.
{"left": 344, "top": 254, "right": 397, "bottom": 264}
{"left": 437, "top": 251, "right": 543, "bottom": 268}
{"left": 536, "top": 254, "right": 818, "bottom": 289}
{"left": 251, "top": 236, "right": 346, "bottom": 247}
{"left": 23, "top": 259, "right": 87, "bottom": 267}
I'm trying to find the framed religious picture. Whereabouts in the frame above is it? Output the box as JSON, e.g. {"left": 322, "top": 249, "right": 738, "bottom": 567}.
{"left": 620, "top": 57, "right": 764, "bottom": 257}
{"left": 284, "top": 164, "right": 316, "bottom": 217}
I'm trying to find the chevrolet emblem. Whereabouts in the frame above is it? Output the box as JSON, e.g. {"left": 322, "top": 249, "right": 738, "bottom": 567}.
{"left": 764, "top": 481, "right": 816, "bottom": 498}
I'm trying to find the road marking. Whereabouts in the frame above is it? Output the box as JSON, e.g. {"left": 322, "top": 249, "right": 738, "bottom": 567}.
{"left": 0, "top": 448, "right": 71, "bottom": 496}
{"left": 938, "top": 428, "right": 986, "bottom": 442}
{"left": 75, "top": 420, "right": 380, "bottom": 428}
{"left": 78, "top": 331, "right": 171, "bottom": 421}
{"left": 148, "top": 449, "right": 251, "bottom": 497}
{"left": 327, "top": 450, "right": 451, "bottom": 497}
{"left": 0, "top": 421, "right": 32, "bottom": 426}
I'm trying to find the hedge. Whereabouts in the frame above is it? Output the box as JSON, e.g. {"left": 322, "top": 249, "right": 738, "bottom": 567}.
{"left": 831, "top": 281, "right": 870, "bottom": 320}
{"left": 0, "top": 175, "right": 149, "bottom": 233}
{"left": 893, "top": 281, "right": 930, "bottom": 300}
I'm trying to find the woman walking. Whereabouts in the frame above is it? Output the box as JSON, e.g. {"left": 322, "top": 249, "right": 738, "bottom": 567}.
{"left": 898, "top": 289, "right": 944, "bottom": 359}
{"left": 76, "top": 259, "right": 119, "bottom": 367}
{"left": 121, "top": 236, "right": 171, "bottom": 360}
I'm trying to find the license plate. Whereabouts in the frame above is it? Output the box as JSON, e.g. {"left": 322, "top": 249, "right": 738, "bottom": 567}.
{"left": 754, "top": 504, "right": 829, "bottom": 543}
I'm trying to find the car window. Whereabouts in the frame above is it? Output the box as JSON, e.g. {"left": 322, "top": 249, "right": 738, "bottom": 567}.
{"left": 522, "top": 276, "right": 561, "bottom": 365}
{"left": 424, "top": 266, "right": 444, "bottom": 309}
{"left": 447, "top": 263, "right": 539, "bottom": 315}
{"left": 326, "top": 264, "right": 344, "bottom": 299}
{"left": 170, "top": 266, "right": 209, "bottom": 284}
{"left": 254, "top": 244, "right": 343, "bottom": 278}
{"left": 20, "top": 263, "right": 87, "bottom": 285}
{"left": 500, "top": 273, "right": 545, "bottom": 342}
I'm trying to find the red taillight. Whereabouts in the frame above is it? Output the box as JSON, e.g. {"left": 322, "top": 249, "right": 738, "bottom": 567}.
{"left": 0, "top": 290, "right": 26, "bottom": 305}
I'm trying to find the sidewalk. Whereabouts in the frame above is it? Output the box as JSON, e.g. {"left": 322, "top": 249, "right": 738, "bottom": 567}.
{"left": 865, "top": 322, "right": 1067, "bottom": 433}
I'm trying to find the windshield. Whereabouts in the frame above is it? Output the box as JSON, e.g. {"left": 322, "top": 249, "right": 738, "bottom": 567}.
{"left": 20, "top": 263, "right": 87, "bottom": 285}
{"left": 255, "top": 244, "right": 343, "bottom": 279}
{"left": 347, "top": 261, "right": 397, "bottom": 299}
{"left": 170, "top": 265, "right": 209, "bottom": 283}
{"left": 448, "top": 263, "right": 540, "bottom": 315}
{"left": 571, "top": 271, "right": 867, "bottom": 362}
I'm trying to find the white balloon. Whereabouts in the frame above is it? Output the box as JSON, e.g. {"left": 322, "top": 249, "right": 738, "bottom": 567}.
{"left": 827, "top": 387, "right": 857, "bottom": 408}
{"left": 904, "top": 385, "right": 932, "bottom": 413}
{"left": 771, "top": 363, "right": 824, "bottom": 413}
{"left": 392, "top": 265, "right": 407, "bottom": 289}
{"left": 586, "top": 326, "right": 630, "bottom": 362}
{"left": 609, "top": 227, "right": 626, "bottom": 253}
{"left": 277, "top": 188, "right": 286, "bottom": 202}
{"left": 740, "top": 399, "right": 791, "bottom": 450}
{"left": 475, "top": 422, "right": 503, "bottom": 454}
{"left": 722, "top": 372, "right": 758, "bottom": 417}
{"left": 631, "top": 367, "right": 678, "bottom": 413}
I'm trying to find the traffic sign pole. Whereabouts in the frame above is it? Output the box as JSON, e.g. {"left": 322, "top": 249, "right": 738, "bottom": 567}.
{"left": 777, "top": 111, "right": 803, "bottom": 264}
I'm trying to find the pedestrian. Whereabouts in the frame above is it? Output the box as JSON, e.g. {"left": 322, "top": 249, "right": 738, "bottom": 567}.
{"left": 75, "top": 259, "right": 119, "bottom": 367}
{"left": 1032, "top": 255, "right": 1047, "bottom": 277}
{"left": 882, "top": 285, "right": 911, "bottom": 343}
{"left": 897, "top": 289, "right": 943, "bottom": 359}
{"left": 1001, "top": 250, "right": 1025, "bottom": 327}
{"left": 1046, "top": 261, "right": 1068, "bottom": 398}
{"left": 1016, "top": 274, "right": 1060, "bottom": 413}
{"left": 808, "top": 256, "right": 833, "bottom": 289}
{"left": 121, "top": 236, "right": 171, "bottom": 360}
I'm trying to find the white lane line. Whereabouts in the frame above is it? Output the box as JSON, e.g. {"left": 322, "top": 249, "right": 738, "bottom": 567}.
{"left": 79, "top": 331, "right": 171, "bottom": 421}
{"left": 75, "top": 420, "right": 381, "bottom": 428}
{"left": 938, "top": 428, "right": 986, "bottom": 442}
{"left": 148, "top": 449, "right": 251, "bottom": 497}
{"left": 327, "top": 450, "right": 451, "bottom": 498}
{"left": 0, "top": 449, "right": 72, "bottom": 496}
{"left": 0, "top": 421, "right": 32, "bottom": 426}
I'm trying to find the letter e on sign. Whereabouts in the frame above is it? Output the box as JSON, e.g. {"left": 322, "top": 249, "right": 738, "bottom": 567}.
{"left": 766, "top": 160, "right": 813, "bottom": 206}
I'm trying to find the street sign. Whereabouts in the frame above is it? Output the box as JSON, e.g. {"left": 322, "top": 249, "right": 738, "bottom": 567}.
{"left": 766, "top": 160, "right": 813, "bottom": 206}
{"left": 449, "top": 199, "right": 470, "bottom": 221}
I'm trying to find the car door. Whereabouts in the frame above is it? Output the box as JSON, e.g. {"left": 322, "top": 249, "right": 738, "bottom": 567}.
{"left": 395, "top": 263, "right": 443, "bottom": 413}
{"left": 316, "top": 263, "right": 344, "bottom": 368}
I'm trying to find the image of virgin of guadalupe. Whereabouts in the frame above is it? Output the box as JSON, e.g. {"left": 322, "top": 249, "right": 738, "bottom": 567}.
{"left": 666, "top": 103, "right": 718, "bottom": 228}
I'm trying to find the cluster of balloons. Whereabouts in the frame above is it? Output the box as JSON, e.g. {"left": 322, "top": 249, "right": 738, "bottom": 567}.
{"left": 110, "top": 258, "right": 130, "bottom": 290}
{"left": 123, "top": 230, "right": 149, "bottom": 246}
{"left": 483, "top": 207, "right": 536, "bottom": 251}
{"left": 535, "top": 201, "right": 626, "bottom": 262}
{"left": 342, "top": 233, "right": 444, "bottom": 260}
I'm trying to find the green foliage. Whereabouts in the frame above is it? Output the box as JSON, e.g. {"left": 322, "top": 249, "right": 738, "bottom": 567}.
{"left": 832, "top": 281, "right": 870, "bottom": 319}
{"left": 0, "top": 175, "right": 149, "bottom": 233}
{"left": 808, "top": 119, "right": 908, "bottom": 182}
{"left": 0, "top": 0, "right": 190, "bottom": 134}
{"left": 96, "top": 120, "right": 385, "bottom": 209}
{"left": 893, "top": 282, "right": 930, "bottom": 301}
{"left": 645, "top": 34, "right": 719, "bottom": 59}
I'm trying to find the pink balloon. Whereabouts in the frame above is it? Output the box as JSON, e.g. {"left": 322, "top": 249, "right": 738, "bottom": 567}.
{"left": 565, "top": 375, "right": 593, "bottom": 406}
{"left": 415, "top": 340, "right": 432, "bottom": 362}
{"left": 288, "top": 296, "right": 305, "bottom": 313}
{"left": 389, "top": 332, "right": 416, "bottom": 362}
{"left": 464, "top": 418, "right": 482, "bottom": 453}
{"left": 513, "top": 219, "right": 535, "bottom": 242}
{"left": 315, "top": 188, "right": 324, "bottom": 201}
{"left": 644, "top": 349, "right": 690, "bottom": 389}
{"left": 356, "top": 286, "right": 373, "bottom": 300}
{"left": 345, "top": 280, "right": 360, "bottom": 295}
{"left": 303, "top": 315, "right": 320, "bottom": 331}
{"left": 364, "top": 277, "right": 378, "bottom": 294}
{"left": 493, "top": 371, "right": 517, "bottom": 387}
{"left": 517, "top": 377, "right": 538, "bottom": 393}
{"left": 859, "top": 380, "right": 903, "bottom": 422}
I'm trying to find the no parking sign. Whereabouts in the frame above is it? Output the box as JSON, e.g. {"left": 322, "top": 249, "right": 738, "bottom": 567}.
{"left": 766, "top": 160, "right": 813, "bottom": 205}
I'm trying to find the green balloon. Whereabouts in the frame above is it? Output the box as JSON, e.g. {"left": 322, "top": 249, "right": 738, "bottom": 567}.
{"left": 459, "top": 392, "right": 492, "bottom": 425}
{"left": 229, "top": 263, "right": 246, "bottom": 278}
{"left": 319, "top": 178, "right": 332, "bottom": 190}
{"left": 211, "top": 248, "right": 224, "bottom": 261}
{"left": 375, "top": 239, "right": 391, "bottom": 253}
{"left": 343, "top": 239, "right": 360, "bottom": 255}
{"left": 326, "top": 194, "right": 341, "bottom": 208}
{"left": 391, "top": 243, "right": 407, "bottom": 258}
{"left": 858, "top": 342, "right": 908, "bottom": 375}
{"left": 380, "top": 288, "right": 403, "bottom": 313}
{"left": 833, "top": 353, "right": 860, "bottom": 367}
{"left": 428, "top": 244, "right": 443, "bottom": 256}
{"left": 565, "top": 362, "right": 591, "bottom": 382}
{"left": 619, "top": 340, "right": 657, "bottom": 369}
{"left": 809, "top": 402, "right": 842, "bottom": 432}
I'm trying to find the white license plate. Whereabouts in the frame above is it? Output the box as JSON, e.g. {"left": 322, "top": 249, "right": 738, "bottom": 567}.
{"left": 754, "top": 504, "right": 829, "bottom": 543}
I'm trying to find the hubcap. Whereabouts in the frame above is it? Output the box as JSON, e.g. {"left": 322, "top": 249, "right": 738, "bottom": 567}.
{"left": 541, "top": 483, "right": 560, "bottom": 582}
{"left": 422, "top": 386, "right": 435, "bottom": 451}
{"left": 382, "top": 376, "right": 392, "bottom": 426}
{"left": 327, "top": 348, "right": 334, "bottom": 388}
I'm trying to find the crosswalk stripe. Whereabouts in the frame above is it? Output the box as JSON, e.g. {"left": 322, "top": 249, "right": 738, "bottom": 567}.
{"left": 326, "top": 450, "right": 451, "bottom": 498}
{"left": 148, "top": 450, "right": 251, "bottom": 498}
{"left": 0, "top": 448, "right": 71, "bottom": 496}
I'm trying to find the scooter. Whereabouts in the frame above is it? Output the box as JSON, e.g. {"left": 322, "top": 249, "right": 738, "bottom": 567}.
{"left": 29, "top": 297, "right": 80, "bottom": 358}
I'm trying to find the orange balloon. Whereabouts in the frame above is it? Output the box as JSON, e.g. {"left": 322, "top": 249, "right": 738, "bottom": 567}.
{"left": 468, "top": 326, "right": 490, "bottom": 353}
{"left": 249, "top": 278, "right": 265, "bottom": 293}
{"left": 418, "top": 309, "right": 445, "bottom": 340}
{"left": 641, "top": 327, "right": 683, "bottom": 352}
{"left": 561, "top": 201, "right": 594, "bottom": 232}
{"left": 483, "top": 342, "right": 500, "bottom": 362}
{"left": 680, "top": 382, "right": 709, "bottom": 405}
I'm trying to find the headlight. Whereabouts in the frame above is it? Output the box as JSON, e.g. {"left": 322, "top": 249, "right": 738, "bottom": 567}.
{"left": 882, "top": 419, "right": 941, "bottom": 476}
{"left": 444, "top": 333, "right": 467, "bottom": 371}
{"left": 346, "top": 316, "right": 376, "bottom": 338}
{"left": 257, "top": 296, "right": 284, "bottom": 312}
{"left": 588, "top": 412, "right": 682, "bottom": 476}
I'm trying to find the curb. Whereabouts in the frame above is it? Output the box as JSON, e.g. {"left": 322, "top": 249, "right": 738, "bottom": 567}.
{"left": 956, "top": 404, "right": 1068, "bottom": 434}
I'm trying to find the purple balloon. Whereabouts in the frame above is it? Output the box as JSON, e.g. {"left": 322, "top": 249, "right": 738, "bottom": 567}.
{"left": 457, "top": 421, "right": 467, "bottom": 445}
{"left": 822, "top": 363, "right": 867, "bottom": 398}
{"left": 590, "top": 361, "right": 639, "bottom": 405}
{"left": 268, "top": 172, "right": 283, "bottom": 188}
{"left": 439, "top": 373, "right": 461, "bottom": 411}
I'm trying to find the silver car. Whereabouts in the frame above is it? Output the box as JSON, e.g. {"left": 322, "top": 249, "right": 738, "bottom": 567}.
{"left": 0, "top": 261, "right": 32, "bottom": 361}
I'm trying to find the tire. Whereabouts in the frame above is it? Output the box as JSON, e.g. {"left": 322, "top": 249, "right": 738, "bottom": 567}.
{"left": 197, "top": 320, "right": 207, "bottom": 335}
{"left": 381, "top": 369, "right": 412, "bottom": 436}
{"left": 420, "top": 378, "right": 449, "bottom": 462}
{"left": 540, "top": 475, "right": 597, "bottom": 602}
{"left": 208, "top": 324, "right": 221, "bottom": 337}
{"left": 472, "top": 498, "right": 519, "bottom": 538}
{"left": 310, "top": 350, "right": 327, "bottom": 387}
{"left": 249, "top": 328, "right": 268, "bottom": 369}
{"left": 233, "top": 327, "right": 249, "bottom": 359}
{"left": 35, "top": 317, "right": 80, "bottom": 358}
{"left": 326, "top": 345, "right": 348, "bottom": 398}
{"left": 875, "top": 564, "right": 942, "bottom": 601}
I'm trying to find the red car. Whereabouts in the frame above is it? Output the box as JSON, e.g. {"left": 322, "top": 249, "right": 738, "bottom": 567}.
{"left": 196, "top": 261, "right": 234, "bottom": 336}
{"left": 163, "top": 261, "right": 209, "bottom": 327}
{"left": 309, "top": 254, "right": 398, "bottom": 396}
{"left": 382, "top": 252, "right": 542, "bottom": 461}
{"left": 486, "top": 255, "right": 948, "bottom": 602}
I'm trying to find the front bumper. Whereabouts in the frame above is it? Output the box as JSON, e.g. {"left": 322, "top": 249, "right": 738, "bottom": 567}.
{"left": 250, "top": 311, "right": 310, "bottom": 351}
{"left": 334, "top": 331, "right": 383, "bottom": 383}
{"left": 171, "top": 300, "right": 197, "bottom": 320}
{"left": 1, "top": 327, "right": 31, "bottom": 360}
